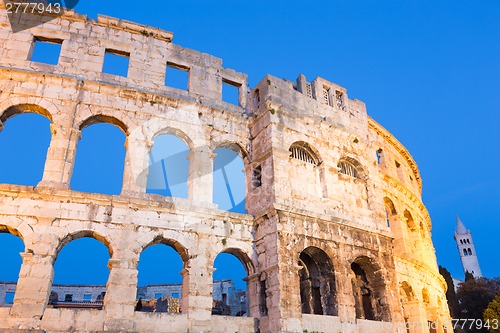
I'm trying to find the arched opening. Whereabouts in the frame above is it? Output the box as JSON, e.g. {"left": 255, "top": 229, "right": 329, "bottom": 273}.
{"left": 350, "top": 257, "right": 390, "bottom": 322}
{"left": 298, "top": 247, "right": 337, "bottom": 316}
{"left": 146, "top": 134, "right": 189, "bottom": 198}
{"left": 463, "top": 248, "right": 468, "bottom": 256}
{"left": 71, "top": 120, "right": 126, "bottom": 195}
{"left": 50, "top": 235, "right": 111, "bottom": 309}
{"left": 213, "top": 147, "right": 246, "bottom": 213}
{"left": 213, "top": 249, "right": 252, "bottom": 317}
{"left": 0, "top": 227, "right": 24, "bottom": 307}
{"left": 288, "top": 142, "right": 325, "bottom": 201}
{"left": 337, "top": 157, "right": 368, "bottom": 210}
{"left": 136, "top": 238, "right": 187, "bottom": 313}
{"left": 289, "top": 142, "right": 320, "bottom": 166}
{"left": 384, "top": 197, "right": 397, "bottom": 227}
{"left": 0, "top": 112, "right": 51, "bottom": 186}
{"left": 404, "top": 210, "right": 416, "bottom": 231}
{"left": 400, "top": 281, "right": 416, "bottom": 330}
{"left": 351, "top": 262, "right": 375, "bottom": 320}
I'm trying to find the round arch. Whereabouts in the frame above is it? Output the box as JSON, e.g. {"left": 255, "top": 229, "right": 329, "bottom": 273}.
{"left": 289, "top": 141, "right": 322, "bottom": 166}
{"left": 213, "top": 141, "right": 249, "bottom": 160}
{"left": 218, "top": 247, "right": 255, "bottom": 277}
{"left": 142, "top": 236, "right": 190, "bottom": 264}
{"left": 151, "top": 127, "right": 194, "bottom": 151}
{"left": 79, "top": 114, "right": 129, "bottom": 135}
{"left": 0, "top": 103, "right": 53, "bottom": 124}
{"left": 54, "top": 230, "right": 113, "bottom": 264}
{"left": 337, "top": 156, "right": 366, "bottom": 179}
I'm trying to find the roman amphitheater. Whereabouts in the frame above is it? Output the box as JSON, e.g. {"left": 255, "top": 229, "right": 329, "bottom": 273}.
{"left": 0, "top": 4, "right": 452, "bottom": 333}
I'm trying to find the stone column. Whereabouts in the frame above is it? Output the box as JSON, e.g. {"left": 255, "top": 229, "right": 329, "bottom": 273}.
{"left": 103, "top": 258, "right": 138, "bottom": 332}
{"left": 37, "top": 124, "right": 80, "bottom": 190}
{"left": 184, "top": 255, "right": 214, "bottom": 332}
{"left": 10, "top": 253, "right": 53, "bottom": 319}
{"left": 403, "top": 300, "right": 428, "bottom": 333}
{"left": 245, "top": 273, "right": 260, "bottom": 318}
{"left": 121, "top": 136, "right": 148, "bottom": 196}
{"left": 187, "top": 147, "right": 214, "bottom": 204}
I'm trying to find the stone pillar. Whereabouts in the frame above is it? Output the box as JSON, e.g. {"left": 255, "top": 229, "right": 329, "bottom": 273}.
{"left": 184, "top": 256, "right": 213, "bottom": 332}
{"left": 10, "top": 253, "right": 53, "bottom": 319}
{"left": 103, "top": 258, "right": 138, "bottom": 332}
{"left": 403, "top": 300, "right": 428, "bottom": 333}
{"left": 187, "top": 147, "right": 213, "bottom": 204}
{"left": 37, "top": 124, "right": 80, "bottom": 190}
{"left": 245, "top": 273, "right": 260, "bottom": 318}
{"left": 121, "top": 136, "right": 147, "bottom": 196}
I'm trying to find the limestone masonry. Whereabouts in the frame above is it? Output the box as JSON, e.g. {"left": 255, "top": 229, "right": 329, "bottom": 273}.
{"left": 0, "top": 4, "right": 452, "bottom": 333}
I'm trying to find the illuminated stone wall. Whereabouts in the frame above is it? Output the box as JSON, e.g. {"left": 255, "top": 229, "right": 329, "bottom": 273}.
{"left": 0, "top": 4, "right": 451, "bottom": 332}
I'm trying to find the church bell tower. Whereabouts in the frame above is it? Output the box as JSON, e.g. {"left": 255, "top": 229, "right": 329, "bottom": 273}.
{"left": 454, "top": 214, "right": 482, "bottom": 278}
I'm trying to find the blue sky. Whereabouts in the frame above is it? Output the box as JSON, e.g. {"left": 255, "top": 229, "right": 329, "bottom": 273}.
{"left": 1, "top": 0, "right": 499, "bottom": 292}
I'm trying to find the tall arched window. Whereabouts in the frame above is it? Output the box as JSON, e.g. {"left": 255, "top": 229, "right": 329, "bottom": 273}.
{"left": 213, "top": 249, "right": 253, "bottom": 317}
{"left": 51, "top": 234, "right": 111, "bottom": 308}
{"left": 72, "top": 118, "right": 127, "bottom": 195}
{"left": 136, "top": 238, "right": 187, "bottom": 313}
{"left": 147, "top": 134, "right": 189, "bottom": 198}
{"left": 404, "top": 210, "right": 416, "bottom": 231}
{"left": 0, "top": 112, "right": 51, "bottom": 186}
{"left": 298, "top": 247, "right": 337, "bottom": 316}
{"left": 384, "top": 197, "right": 397, "bottom": 227}
{"left": 350, "top": 257, "right": 390, "bottom": 322}
{"left": 213, "top": 147, "right": 246, "bottom": 213}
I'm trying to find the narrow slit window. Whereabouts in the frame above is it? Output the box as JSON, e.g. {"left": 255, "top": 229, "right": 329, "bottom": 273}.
{"left": 222, "top": 79, "right": 240, "bottom": 105}
{"left": 338, "top": 160, "right": 359, "bottom": 178}
{"left": 252, "top": 165, "right": 262, "bottom": 188}
{"left": 102, "top": 49, "right": 130, "bottom": 77}
{"left": 165, "top": 62, "right": 189, "bottom": 90}
{"left": 30, "top": 37, "right": 63, "bottom": 65}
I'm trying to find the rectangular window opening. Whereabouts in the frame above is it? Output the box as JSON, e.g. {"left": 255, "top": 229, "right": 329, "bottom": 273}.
{"left": 155, "top": 293, "right": 162, "bottom": 299}
{"left": 323, "top": 86, "right": 332, "bottom": 106}
{"left": 259, "top": 280, "right": 268, "bottom": 316}
{"left": 102, "top": 49, "right": 130, "bottom": 77}
{"left": 222, "top": 79, "right": 241, "bottom": 105}
{"left": 172, "top": 293, "right": 179, "bottom": 298}
{"left": 252, "top": 165, "right": 262, "bottom": 189}
{"left": 30, "top": 37, "right": 63, "bottom": 65}
{"left": 165, "top": 62, "right": 189, "bottom": 90}
{"left": 5, "top": 291, "right": 15, "bottom": 304}
{"left": 64, "top": 294, "right": 73, "bottom": 302}
{"left": 305, "top": 82, "right": 313, "bottom": 98}
{"left": 83, "top": 293, "right": 92, "bottom": 301}
{"left": 335, "top": 90, "right": 344, "bottom": 108}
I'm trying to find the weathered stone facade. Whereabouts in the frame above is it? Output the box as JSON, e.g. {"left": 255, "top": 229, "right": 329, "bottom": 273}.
{"left": 0, "top": 4, "right": 451, "bottom": 333}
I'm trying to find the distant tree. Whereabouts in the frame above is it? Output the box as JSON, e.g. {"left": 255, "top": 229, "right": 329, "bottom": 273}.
{"left": 456, "top": 276, "right": 500, "bottom": 333}
{"left": 439, "top": 265, "right": 460, "bottom": 317}
{"left": 484, "top": 295, "right": 500, "bottom": 333}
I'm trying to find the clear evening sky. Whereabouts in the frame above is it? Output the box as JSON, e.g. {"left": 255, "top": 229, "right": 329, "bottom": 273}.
{"left": 1, "top": 0, "right": 499, "bottom": 287}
